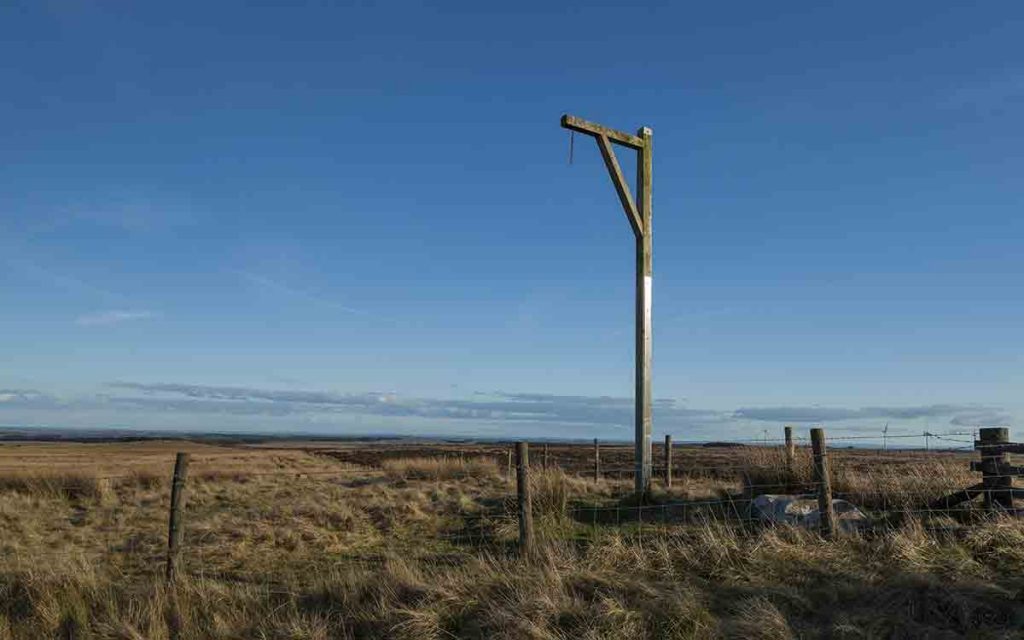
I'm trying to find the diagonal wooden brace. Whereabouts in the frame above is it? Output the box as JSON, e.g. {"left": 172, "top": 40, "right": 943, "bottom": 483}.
{"left": 595, "top": 134, "right": 642, "bottom": 236}
{"left": 928, "top": 482, "right": 985, "bottom": 510}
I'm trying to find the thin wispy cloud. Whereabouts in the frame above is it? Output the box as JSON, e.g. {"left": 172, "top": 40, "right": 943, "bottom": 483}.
{"left": 949, "top": 410, "right": 1012, "bottom": 428}
{"left": 733, "top": 404, "right": 1009, "bottom": 427}
{"left": 104, "top": 383, "right": 719, "bottom": 428}
{"left": 5, "top": 254, "right": 126, "bottom": 304}
{"left": 0, "top": 389, "right": 47, "bottom": 403}
{"left": 234, "top": 270, "right": 366, "bottom": 315}
{"left": 75, "top": 310, "right": 157, "bottom": 326}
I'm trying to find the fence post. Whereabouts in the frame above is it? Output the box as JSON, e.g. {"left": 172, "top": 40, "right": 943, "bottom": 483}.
{"left": 784, "top": 425, "right": 795, "bottom": 474}
{"left": 166, "top": 452, "right": 191, "bottom": 583}
{"left": 516, "top": 442, "right": 534, "bottom": 553}
{"left": 810, "top": 429, "right": 836, "bottom": 538}
{"left": 543, "top": 443, "right": 549, "bottom": 470}
{"left": 593, "top": 438, "right": 601, "bottom": 483}
{"left": 507, "top": 446, "right": 513, "bottom": 479}
{"left": 664, "top": 434, "right": 672, "bottom": 488}
{"left": 979, "top": 427, "right": 1012, "bottom": 510}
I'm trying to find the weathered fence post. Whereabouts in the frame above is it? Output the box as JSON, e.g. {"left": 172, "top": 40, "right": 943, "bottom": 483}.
{"left": 784, "top": 425, "right": 795, "bottom": 472}
{"left": 979, "top": 427, "right": 1012, "bottom": 510}
{"left": 166, "top": 452, "right": 191, "bottom": 583}
{"left": 664, "top": 434, "right": 673, "bottom": 488}
{"left": 507, "top": 446, "right": 513, "bottom": 479}
{"left": 593, "top": 438, "right": 601, "bottom": 483}
{"left": 810, "top": 429, "right": 836, "bottom": 538}
{"left": 516, "top": 442, "right": 534, "bottom": 553}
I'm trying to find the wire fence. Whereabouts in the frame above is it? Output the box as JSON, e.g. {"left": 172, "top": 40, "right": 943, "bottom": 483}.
{"left": 0, "top": 427, "right": 1018, "bottom": 585}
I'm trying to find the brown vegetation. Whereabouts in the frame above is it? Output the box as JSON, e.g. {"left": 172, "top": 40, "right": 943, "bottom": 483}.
{"left": 0, "top": 440, "right": 1021, "bottom": 638}
{"left": 381, "top": 455, "right": 499, "bottom": 481}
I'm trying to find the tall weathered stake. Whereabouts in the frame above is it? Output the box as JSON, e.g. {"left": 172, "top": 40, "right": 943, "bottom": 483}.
{"left": 784, "top": 425, "right": 795, "bottom": 473}
{"left": 515, "top": 442, "right": 534, "bottom": 553}
{"left": 561, "top": 114, "right": 654, "bottom": 498}
{"left": 810, "top": 429, "right": 837, "bottom": 538}
{"left": 166, "top": 452, "right": 191, "bottom": 583}
{"left": 593, "top": 438, "right": 601, "bottom": 483}
{"left": 664, "top": 434, "right": 673, "bottom": 488}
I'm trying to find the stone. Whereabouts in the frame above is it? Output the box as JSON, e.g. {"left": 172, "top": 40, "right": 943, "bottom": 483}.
{"left": 750, "top": 494, "right": 869, "bottom": 532}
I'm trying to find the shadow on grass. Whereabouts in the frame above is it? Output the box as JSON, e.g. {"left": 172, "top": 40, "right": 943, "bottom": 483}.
{"left": 566, "top": 489, "right": 754, "bottom": 529}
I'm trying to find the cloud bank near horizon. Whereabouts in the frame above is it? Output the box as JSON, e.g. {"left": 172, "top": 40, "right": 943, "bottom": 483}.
{"left": 732, "top": 404, "right": 1010, "bottom": 426}
{"left": 0, "top": 382, "right": 1012, "bottom": 439}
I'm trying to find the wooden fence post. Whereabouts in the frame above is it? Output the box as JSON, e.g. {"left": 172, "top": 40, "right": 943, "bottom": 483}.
{"left": 810, "top": 429, "right": 836, "bottom": 538}
{"left": 784, "top": 425, "right": 795, "bottom": 473}
{"left": 543, "top": 443, "right": 549, "bottom": 470}
{"left": 664, "top": 434, "right": 672, "bottom": 488}
{"left": 593, "top": 438, "right": 601, "bottom": 483}
{"left": 979, "top": 427, "right": 1012, "bottom": 510}
{"left": 516, "top": 442, "right": 534, "bottom": 553}
{"left": 166, "top": 452, "right": 191, "bottom": 583}
{"left": 507, "top": 446, "right": 513, "bottom": 479}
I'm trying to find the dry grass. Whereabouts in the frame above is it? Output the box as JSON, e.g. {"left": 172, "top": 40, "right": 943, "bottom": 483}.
{"left": 738, "top": 445, "right": 983, "bottom": 512}
{"left": 0, "top": 471, "right": 112, "bottom": 502}
{"left": 1, "top": 440, "right": 1023, "bottom": 638}
{"left": 381, "top": 455, "right": 499, "bottom": 481}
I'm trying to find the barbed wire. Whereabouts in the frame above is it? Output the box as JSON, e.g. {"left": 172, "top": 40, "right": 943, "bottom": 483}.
{"left": 4, "top": 433, "right": 1020, "bottom": 581}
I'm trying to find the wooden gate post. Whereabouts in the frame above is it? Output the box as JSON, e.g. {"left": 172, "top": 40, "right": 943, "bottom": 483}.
{"left": 979, "top": 427, "right": 1012, "bottom": 510}
{"left": 593, "top": 438, "right": 601, "bottom": 483}
{"left": 166, "top": 452, "right": 191, "bottom": 583}
{"left": 516, "top": 442, "right": 534, "bottom": 553}
{"left": 664, "top": 434, "right": 673, "bottom": 489}
{"left": 810, "top": 429, "right": 837, "bottom": 538}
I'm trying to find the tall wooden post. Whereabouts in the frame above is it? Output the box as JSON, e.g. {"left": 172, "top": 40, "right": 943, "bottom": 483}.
{"left": 561, "top": 114, "right": 654, "bottom": 498}
{"left": 593, "top": 438, "right": 601, "bottom": 483}
{"left": 810, "top": 429, "right": 836, "bottom": 538}
{"left": 515, "top": 442, "right": 534, "bottom": 553}
{"left": 166, "top": 452, "right": 191, "bottom": 583}
{"left": 784, "top": 425, "right": 795, "bottom": 472}
{"left": 543, "top": 443, "right": 549, "bottom": 470}
{"left": 979, "top": 427, "right": 1012, "bottom": 510}
{"left": 664, "top": 434, "right": 673, "bottom": 488}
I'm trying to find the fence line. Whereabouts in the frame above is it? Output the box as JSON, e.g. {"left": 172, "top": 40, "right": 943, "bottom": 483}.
{"left": 3, "top": 426, "right": 1017, "bottom": 596}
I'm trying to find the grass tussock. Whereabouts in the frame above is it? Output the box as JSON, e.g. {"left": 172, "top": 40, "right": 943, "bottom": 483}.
{"left": 4, "top": 518, "right": 1024, "bottom": 638}
{"left": 736, "top": 446, "right": 979, "bottom": 513}
{"left": 0, "top": 471, "right": 113, "bottom": 502}
{"left": 381, "top": 456, "right": 499, "bottom": 481}
{"left": 723, "top": 597, "right": 794, "bottom": 640}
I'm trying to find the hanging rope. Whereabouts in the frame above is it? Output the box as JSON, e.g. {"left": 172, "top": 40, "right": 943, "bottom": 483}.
{"left": 568, "top": 130, "right": 575, "bottom": 165}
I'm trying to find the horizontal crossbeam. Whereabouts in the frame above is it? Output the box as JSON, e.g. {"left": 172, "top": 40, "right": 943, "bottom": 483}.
{"left": 561, "top": 114, "right": 645, "bottom": 150}
{"left": 970, "top": 460, "right": 1024, "bottom": 476}
{"left": 974, "top": 441, "right": 1024, "bottom": 454}
{"left": 928, "top": 482, "right": 985, "bottom": 510}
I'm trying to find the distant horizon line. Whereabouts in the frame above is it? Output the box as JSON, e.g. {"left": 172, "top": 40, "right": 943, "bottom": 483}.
{"left": 0, "top": 424, "right": 981, "bottom": 451}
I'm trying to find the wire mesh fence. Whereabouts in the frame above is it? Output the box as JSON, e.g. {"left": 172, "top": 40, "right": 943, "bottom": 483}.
{"left": 1, "top": 427, "right": 1019, "bottom": 587}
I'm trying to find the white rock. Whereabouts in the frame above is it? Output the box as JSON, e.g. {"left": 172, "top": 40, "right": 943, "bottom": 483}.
{"left": 750, "top": 494, "right": 868, "bottom": 532}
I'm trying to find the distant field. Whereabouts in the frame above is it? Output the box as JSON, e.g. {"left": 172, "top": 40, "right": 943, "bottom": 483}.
{"left": 1, "top": 439, "right": 1022, "bottom": 639}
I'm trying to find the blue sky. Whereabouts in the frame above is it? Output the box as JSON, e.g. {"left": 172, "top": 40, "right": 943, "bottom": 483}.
{"left": 1, "top": 1, "right": 1022, "bottom": 442}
